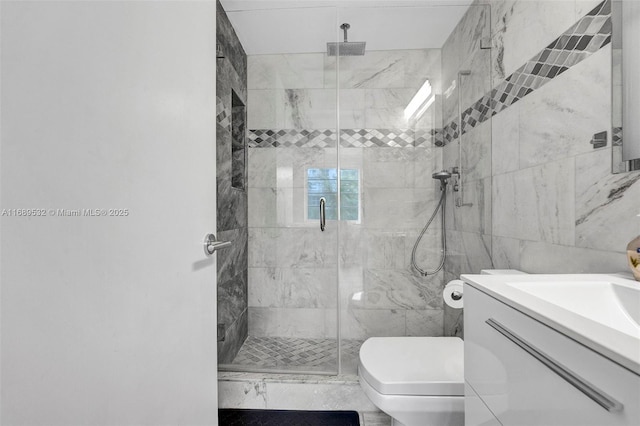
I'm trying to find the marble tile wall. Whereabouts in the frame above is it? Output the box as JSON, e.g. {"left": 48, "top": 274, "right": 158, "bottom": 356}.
{"left": 217, "top": 0, "right": 249, "bottom": 363}
{"left": 442, "top": 0, "right": 638, "bottom": 340}
{"left": 440, "top": 3, "right": 493, "bottom": 338}
{"left": 440, "top": 0, "right": 640, "bottom": 337}
{"left": 247, "top": 49, "right": 446, "bottom": 343}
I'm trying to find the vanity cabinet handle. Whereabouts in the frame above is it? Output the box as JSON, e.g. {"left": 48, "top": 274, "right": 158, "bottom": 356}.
{"left": 485, "top": 318, "right": 624, "bottom": 412}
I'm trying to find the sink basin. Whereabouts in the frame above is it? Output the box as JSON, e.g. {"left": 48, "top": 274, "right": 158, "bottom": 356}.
{"left": 506, "top": 280, "right": 640, "bottom": 338}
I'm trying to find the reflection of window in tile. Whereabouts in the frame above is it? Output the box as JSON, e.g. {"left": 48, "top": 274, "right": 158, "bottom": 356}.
{"left": 307, "top": 168, "right": 360, "bottom": 221}
{"left": 231, "top": 90, "right": 246, "bottom": 190}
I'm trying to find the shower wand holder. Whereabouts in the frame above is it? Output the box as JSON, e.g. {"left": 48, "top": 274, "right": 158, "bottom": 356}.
{"left": 450, "top": 167, "right": 473, "bottom": 208}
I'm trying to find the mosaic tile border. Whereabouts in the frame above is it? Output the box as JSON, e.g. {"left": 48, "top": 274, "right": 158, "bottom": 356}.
{"left": 248, "top": 129, "right": 336, "bottom": 148}
{"left": 453, "top": 0, "right": 611, "bottom": 138}
{"left": 248, "top": 128, "right": 440, "bottom": 148}
{"left": 246, "top": 1, "right": 612, "bottom": 150}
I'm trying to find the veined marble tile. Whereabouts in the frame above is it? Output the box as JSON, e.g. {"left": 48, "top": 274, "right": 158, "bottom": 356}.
{"left": 217, "top": 271, "right": 247, "bottom": 330}
{"left": 491, "top": 236, "right": 522, "bottom": 270}
{"left": 444, "top": 231, "right": 493, "bottom": 277}
{"left": 363, "top": 147, "right": 416, "bottom": 189}
{"left": 248, "top": 187, "right": 277, "bottom": 227}
{"left": 248, "top": 227, "right": 279, "bottom": 267}
{"left": 248, "top": 307, "right": 335, "bottom": 338}
{"left": 404, "top": 228, "right": 444, "bottom": 275}
{"left": 491, "top": 101, "right": 520, "bottom": 175}
{"left": 455, "top": 2, "right": 491, "bottom": 66}
{"left": 276, "top": 227, "right": 338, "bottom": 268}
{"left": 281, "top": 89, "right": 337, "bottom": 129}
{"left": 248, "top": 267, "right": 282, "bottom": 308}
{"left": 339, "top": 223, "right": 364, "bottom": 267}
{"left": 218, "top": 379, "right": 267, "bottom": 409}
{"left": 575, "top": 148, "right": 640, "bottom": 252}
{"left": 338, "top": 89, "right": 366, "bottom": 129}
{"left": 459, "top": 47, "right": 492, "bottom": 115}
{"left": 403, "top": 49, "right": 442, "bottom": 92}
{"left": 413, "top": 147, "right": 443, "bottom": 188}
{"left": 248, "top": 54, "right": 325, "bottom": 89}
{"left": 325, "top": 50, "right": 406, "bottom": 89}
{"left": 276, "top": 147, "right": 336, "bottom": 189}
{"left": 280, "top": 267, "right": 339, "bottom": 309}
{"left": 265, "top": 382, "right": 377, "bottom": 412}
{"left": 413, "top": 97, "right": 442, "bottom": 132}
{"left": 442, "top": 135, "right": 459, "bottom": 170}
{"left": 363, "top": 188, "right": 436, "bottom": 230}
{"left": 364, "top": 107, "right": 409, "bottom": 129}
{"left": 518, "top": 45, "right": 611, "bottom": 169}
{"left": 444, "top": 304, "right": 464, "bottom": 338}
{"left": 339, "top": 266, "right": 365, "bottom": 303}
{"left": 340, "top": 308, "right": 406, "bottom": 339}
{"left": 361, "top": 269, "right": 443, "bottom": 310}
{"left": 247, "top": 89, "right": 278, "bottom": 129}
{"left": 520, "top": 240, "right": 628, "bottom": 273}
{"left": 452, "top": 177, "right": 491, "bottom": 234}
{"left": 274, "top": 187, "right": 309, "bottom": 228}
{"left": 491, "top": 0, "right": 577, "bottom": 87}
{"left": 364, "top": 230, "right": 407, "bottom": 270}
{"left": 218, "top": 309, "right": 248, "bottom": 364}
{"left": 365, "top": 88, "right": 415, "bottom": 110}
{"left": 248, "top": 148, "right": 277, "bottom": 188}
{"left": 493, "top": 158, "right": 575, "bottom": 246}
{"left": 406, "top": 309, "right": 444, "bottom": 337}
{"left": 361, "top": 411, "right": 392, "bottom": 426}
{"left": 461, "top": 120, "right": 491, "bottom": 182}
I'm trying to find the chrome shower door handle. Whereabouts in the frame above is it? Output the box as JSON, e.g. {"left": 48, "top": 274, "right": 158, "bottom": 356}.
{"left": 319, "top": 197, "right": 326, "bottom": 232}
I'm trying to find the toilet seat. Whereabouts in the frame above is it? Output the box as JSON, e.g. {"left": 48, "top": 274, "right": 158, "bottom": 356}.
{"left": 358, "top": 337, "right": 464, "bottom": 396}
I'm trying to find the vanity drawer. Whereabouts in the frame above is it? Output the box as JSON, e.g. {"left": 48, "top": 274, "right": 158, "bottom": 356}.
{"left": 465, "top": 284, "right": 640, "bottom": 426}
{"left": 465, "top": 382, "right": 501, "bottom": 426}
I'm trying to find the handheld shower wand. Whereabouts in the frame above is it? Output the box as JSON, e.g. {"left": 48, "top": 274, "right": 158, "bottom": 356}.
{"left": 411, "top": 171, "right": 451, "bottom": 276}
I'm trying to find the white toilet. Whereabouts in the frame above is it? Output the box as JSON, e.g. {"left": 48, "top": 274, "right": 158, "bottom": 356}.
{"left": 358, "top": 270, "right": 526, "bottom": 425}
{"left": 358, "top": 336, "right": 464, "bottom": 426}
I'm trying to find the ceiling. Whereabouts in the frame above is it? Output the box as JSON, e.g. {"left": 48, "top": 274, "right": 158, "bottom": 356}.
{"left": 220, "top": 0, "right": 474, "bottom": 55}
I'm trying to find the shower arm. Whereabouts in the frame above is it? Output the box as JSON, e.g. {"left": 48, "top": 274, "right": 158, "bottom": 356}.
{"left": 341, "top": 23, "right": 350, "bottom": 42}
{"left": 455, "top": 70, "right": 473, "bottom": 208}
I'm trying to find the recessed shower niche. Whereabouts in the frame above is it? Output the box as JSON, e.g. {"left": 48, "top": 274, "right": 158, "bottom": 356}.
{"left": 231, "top": 90, "right": 246, "bottom": 190}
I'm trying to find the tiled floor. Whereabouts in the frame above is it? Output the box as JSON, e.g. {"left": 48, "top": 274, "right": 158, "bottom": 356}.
{"left": 360, "top": 412, "right": 392, "bottom": 426}
{"left": 231, "top": 336, "right": 364, "bottom": 374}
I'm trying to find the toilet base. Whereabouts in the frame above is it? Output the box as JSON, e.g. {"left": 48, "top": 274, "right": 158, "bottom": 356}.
{"left": 359, "top": 372, "right": 464, "bottom": 426}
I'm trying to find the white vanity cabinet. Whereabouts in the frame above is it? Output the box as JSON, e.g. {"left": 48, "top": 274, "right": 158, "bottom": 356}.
{"left": 464, "top": 284, "right": 640, "bottom": 426}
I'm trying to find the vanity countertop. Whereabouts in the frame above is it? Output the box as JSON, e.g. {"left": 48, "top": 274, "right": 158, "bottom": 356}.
{"left": 461, "top": 273, "right": 640, "bottom": 376}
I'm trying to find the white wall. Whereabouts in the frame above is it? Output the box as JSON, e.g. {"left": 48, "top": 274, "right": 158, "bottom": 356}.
{"left": 1, "top": 2, "right": 218, "bottom": 424}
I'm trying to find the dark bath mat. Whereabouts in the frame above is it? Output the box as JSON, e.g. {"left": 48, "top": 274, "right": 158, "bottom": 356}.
{"left": 218, "top": 408, "right": 360, "bottom": 426}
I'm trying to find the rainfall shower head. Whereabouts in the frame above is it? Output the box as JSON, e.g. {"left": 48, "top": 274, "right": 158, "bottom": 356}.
{"left": 327, "top": 23, "right": 366, "bottom": 56}
{"left": 432, "top": 170, "right": 452, "bottom": 182}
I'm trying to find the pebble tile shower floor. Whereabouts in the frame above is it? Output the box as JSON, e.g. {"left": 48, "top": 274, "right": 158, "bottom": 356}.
{"left": 231, "top": 336, "right": 364, "bottom": 373}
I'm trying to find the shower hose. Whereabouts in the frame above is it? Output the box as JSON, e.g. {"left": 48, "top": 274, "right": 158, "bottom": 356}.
{"left": 411, "top": 184, "right": 447, "bottom": 276}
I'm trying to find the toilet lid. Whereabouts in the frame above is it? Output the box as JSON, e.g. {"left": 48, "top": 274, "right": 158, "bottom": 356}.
{"left": 358, "top": 337, "right": 464, "bottom": 396}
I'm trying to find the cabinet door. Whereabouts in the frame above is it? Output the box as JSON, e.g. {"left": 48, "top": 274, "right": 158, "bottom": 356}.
{"left": 465, "top": 382, "right": 501, "bottom": 426}
{"left": 465, "top": 285, "right": 640, "bottom": 426}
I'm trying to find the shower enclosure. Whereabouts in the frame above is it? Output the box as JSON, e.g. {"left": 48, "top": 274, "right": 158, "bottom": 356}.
{"left": 216, "top": 0, "right": 492, "bottom": 375}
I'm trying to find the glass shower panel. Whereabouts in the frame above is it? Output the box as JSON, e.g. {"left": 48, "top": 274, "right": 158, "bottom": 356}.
{"left": 336, "top": 4, "right": 492, "bottom": 374}
{"left": 219, "top": 5, "right": 340, "bottom": 374}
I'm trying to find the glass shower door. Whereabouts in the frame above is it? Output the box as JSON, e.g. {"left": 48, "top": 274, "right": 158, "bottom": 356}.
{"left": 219, "top": 4, "right": 340, "bottom": 374}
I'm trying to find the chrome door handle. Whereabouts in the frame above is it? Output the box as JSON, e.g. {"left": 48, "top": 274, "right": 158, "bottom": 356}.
{"left": 485, "top": 318, "right": 623, "bottom": 412}
{"left": 319, "top": 197, "right": 326, "bottom": 232}
{"left": 204, "top": 233, "right": 232, "bottom": 255}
